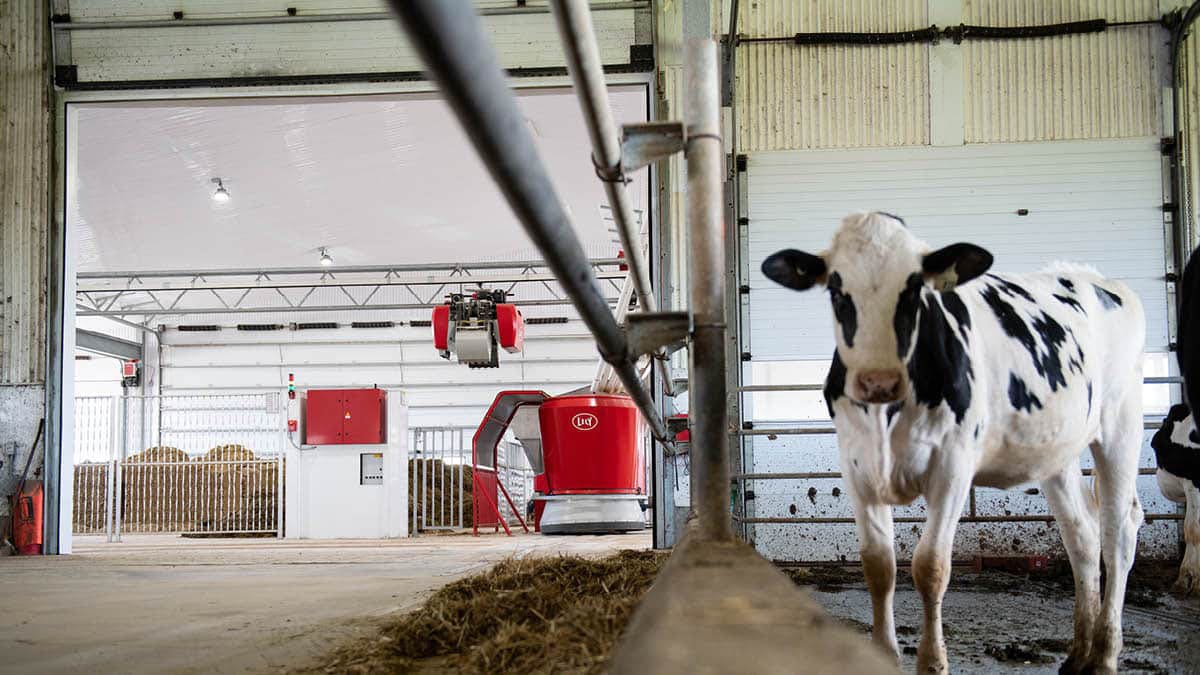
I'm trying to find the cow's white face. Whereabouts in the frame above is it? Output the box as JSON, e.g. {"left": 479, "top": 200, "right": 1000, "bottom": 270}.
{"left": 762, "top": 212, "right": 993, "bottom": 405}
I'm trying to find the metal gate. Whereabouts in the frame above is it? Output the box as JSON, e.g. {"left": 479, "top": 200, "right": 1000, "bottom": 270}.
{"left": 409, "top": 427, "right": 470, "bottom": 532}
{"left": 408, "top": 428, "right": 538, "bottom": 534}
{"left": 72, "top": 394, "right": 285, "bottom": 539}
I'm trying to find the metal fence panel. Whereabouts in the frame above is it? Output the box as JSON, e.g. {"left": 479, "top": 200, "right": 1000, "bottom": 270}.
{"left": 73, "top": 393, "right": 285, "bottom": 537}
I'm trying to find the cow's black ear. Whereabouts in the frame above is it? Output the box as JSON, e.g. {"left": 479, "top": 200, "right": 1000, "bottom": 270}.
{"left": 761, "top": 249, "right": 827, "bottom": 291}
{"left": 922, "top": 243, "right": 993, "bottom": 290}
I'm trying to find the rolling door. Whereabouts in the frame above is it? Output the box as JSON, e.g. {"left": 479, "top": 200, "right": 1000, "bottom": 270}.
{"left": 741, "top": 137, "right": 1177, "bottom": 562}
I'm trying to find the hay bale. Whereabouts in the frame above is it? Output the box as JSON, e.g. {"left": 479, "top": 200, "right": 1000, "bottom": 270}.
{"left": 125, "top": 446, "right": 188, "bottom": 463}
{"left": 310, "top": 549, "right": 666, "bottom": 674}
{"left": 113, "top": 444, "right": 279, "bottom": 534}
{"left": 408, "top": 459, "right": 473, "bottom": 531}
{"left": 204, "top": 444, "right": 257, "bottom": 462}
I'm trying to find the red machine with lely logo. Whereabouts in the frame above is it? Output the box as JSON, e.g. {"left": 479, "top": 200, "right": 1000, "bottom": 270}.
{"left": 432, "top": 289, "right": 524, "bottom": 368}
{"left": 470, "top": 391, "right": 646, "bottom": 536}
{"left": 538, "top": 395, "right": 645, "bottom": 494}
{"left": 536, "top": 395, "right": 646, "bottom": 533}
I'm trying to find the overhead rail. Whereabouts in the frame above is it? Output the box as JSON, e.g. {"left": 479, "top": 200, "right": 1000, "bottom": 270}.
{"left": 550, "top": 0, "right": 675, "bottom": 397}
{"left": 384, "top": 0, "right": 676, "bottom": 445}
{"left": 51, "top": 2, "right": 648, "bottom": 30}
{"left": 734, "top": 15, "right": 1179, "bottom": 46}
{"left": 76, "top": 258, "right": 623, "bottom": 322}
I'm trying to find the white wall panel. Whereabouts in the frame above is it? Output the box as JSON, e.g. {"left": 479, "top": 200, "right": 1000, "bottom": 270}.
{"left": 735, "top": 0, "right": 929, "bottom": 152}
{"left": 158, "top": 325, "right": 598, "bottom": 428}
{"left": 62, "top": 3, "right": 638, "bottom": 83}
{"left": 963, "top": 0, "right": 1165, "bottom": 143}
{"left": 746, "top": 138, "right": 1170, "bottom": 361}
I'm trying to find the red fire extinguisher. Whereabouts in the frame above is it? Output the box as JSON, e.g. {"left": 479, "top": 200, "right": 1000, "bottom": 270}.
{"left": 13, "top": 481, "right": 43, "bottom": 555}
{"left": 9, "top": 419, "right": 45, "bottom": 555}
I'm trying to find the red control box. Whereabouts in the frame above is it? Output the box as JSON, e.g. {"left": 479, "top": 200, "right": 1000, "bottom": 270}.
{"left": 305, "top": 388, "right": 387, "bottom": 445}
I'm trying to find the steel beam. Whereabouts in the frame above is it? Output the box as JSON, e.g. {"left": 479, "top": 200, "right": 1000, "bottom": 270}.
{"left": 76, "top": 329, "right": 142, "bottom": 360}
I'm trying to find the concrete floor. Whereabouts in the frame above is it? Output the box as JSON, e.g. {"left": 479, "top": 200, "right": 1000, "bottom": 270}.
{"left": 0, "top": 532, "right": 649, "bottom": 674}
{"left": 800, "top": 567, "right": 1200, "bottom": 674}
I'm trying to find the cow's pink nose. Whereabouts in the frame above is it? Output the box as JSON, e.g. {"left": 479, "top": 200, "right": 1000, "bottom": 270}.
{"left": 856, "top": 370, "right": 902, "bottom": 403}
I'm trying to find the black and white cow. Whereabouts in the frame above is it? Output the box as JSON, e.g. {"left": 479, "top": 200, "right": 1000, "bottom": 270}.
{"left": 1151, "top": 244, "right": 1200, "bottom": 595}
{"left": 762, "top": 212, "right": 1145, "bottom": 674}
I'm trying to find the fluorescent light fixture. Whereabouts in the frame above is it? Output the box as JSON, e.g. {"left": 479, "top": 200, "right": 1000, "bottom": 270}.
{"left": 211, "top": 177, "right": 231, "bottom": 202}
{"left": 319, "top": 247, "right": 334, "bottom": 266}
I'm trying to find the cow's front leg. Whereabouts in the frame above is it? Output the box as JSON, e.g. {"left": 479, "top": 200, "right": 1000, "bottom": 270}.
{"left": 1041, "top": 461, "right": 1100, "bottom": 673}
{"left": 913, "top": 469, "right": 972, "bottom": 674}
{"left": 1175, "top": 480, "right": 1200, "bottom": 596}
{"left": 846, "top": 485, "right": 899, "bottom": 660}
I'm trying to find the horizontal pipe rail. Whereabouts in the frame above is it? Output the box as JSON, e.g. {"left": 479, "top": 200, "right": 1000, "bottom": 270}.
{"left": 737, "top": 513, "right": 1184, "bottom": 524}
{"left": 385, "top": 0, "right": 670, "bottom": 443}
{"left": 732, "top": 467, "right": 1161, "bottom": 480}
{"left": 53, "top": 2, "right": 648, "bottom": 30}
{"left": 740, "top": 376, "right": 1183, "bottom": 392}
{"left": 743, "top": 417, "right": 1175, "bottom": 436}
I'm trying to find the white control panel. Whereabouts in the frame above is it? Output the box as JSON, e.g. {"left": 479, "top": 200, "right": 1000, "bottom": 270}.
{"left": 360, "top": 453, "right": 384, "bottom": 485}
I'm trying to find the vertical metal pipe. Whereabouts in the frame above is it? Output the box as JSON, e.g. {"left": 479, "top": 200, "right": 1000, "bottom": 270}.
{"left": 385, "top": 0, "right": 670, "bottom": 444}
{"left": 115, "top": 395, "right": 125, "bottom": 541}
{"left": 685, "top": 39, "right": 733, "bottom": 542}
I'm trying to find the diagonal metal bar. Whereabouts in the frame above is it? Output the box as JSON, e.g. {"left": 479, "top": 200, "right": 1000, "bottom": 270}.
{"left": 386, "top": 0, "right": 669, "bottom": 444}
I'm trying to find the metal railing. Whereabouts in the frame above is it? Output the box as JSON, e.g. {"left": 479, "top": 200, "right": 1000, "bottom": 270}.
{"left": 733, "top": 375, "right": 1189, "bottom": 533}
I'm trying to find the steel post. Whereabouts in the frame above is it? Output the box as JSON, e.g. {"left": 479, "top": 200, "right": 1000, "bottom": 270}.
{"left": 685, "top": 39, "right": 733, "bottom": 542}
{"left": 386, "top": 0, "right": 670, "bottom": 443}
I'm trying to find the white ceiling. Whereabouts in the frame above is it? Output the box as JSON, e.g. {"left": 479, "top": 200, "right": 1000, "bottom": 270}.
{"left": 69, "top": 86, "right": 649, "bottom": 273}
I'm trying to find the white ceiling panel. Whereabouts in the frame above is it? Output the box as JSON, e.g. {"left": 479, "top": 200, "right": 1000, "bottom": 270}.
{"left": 68, "top": 86, "right": 649, "bottom": 272}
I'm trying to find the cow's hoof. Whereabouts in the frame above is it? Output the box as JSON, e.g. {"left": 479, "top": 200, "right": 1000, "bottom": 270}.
{"left": 1058, "top": 656, "right": 1085, "bottom": 675}
{"left": 1172, "top": 569, "right": 1199, "bottom": 597}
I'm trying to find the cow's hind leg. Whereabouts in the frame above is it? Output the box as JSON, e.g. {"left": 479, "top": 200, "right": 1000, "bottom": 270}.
{"left": 913, "top": 468, "right": 972, "bottom": 674}
{"left": 1041, "top": 460, "right": 1100, "bottom": 674}
{"left": 847, "top": 489, "right": 899, "bottom": 660}
{"left": 1174, "top": 479, "right": 1200, "bottom": 595}
{"left": 1087, "top": 390, "right": 1145, "bottom": 673}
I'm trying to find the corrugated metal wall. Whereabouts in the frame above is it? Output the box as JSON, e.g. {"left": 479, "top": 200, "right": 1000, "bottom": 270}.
{"left": 0, "top": 0, "right": 51, "bottom": 385}
{"left": 1180, "top": 14, "right": 1200, "bottom": 250}
{"left": 963, "top": 0, "right": 1164, "bottom": 143}
{"left": 736, "top": 0, "right": 930, "bottom": 152}
{"left": 60, "top": 1, "right": 641, "bottom": 84}
{"left": 734, "top": 0, "right": 1179, "bottom": 151}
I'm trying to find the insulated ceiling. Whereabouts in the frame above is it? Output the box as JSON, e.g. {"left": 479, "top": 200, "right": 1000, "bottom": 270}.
{"left": 69, "top": 86, "right": 650, "bottom": 272}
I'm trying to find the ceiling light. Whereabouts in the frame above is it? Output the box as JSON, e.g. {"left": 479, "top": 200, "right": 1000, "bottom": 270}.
{"left": 319, "top": 247, "right": 334, "bottom": 266}
{"left": 211, "top": 177, "right": 231, "bottom": 203}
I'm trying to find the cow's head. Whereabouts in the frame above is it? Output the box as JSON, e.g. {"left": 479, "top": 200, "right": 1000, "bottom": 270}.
{"left": 761, "top": 212, "right": 992, "bottom": 404}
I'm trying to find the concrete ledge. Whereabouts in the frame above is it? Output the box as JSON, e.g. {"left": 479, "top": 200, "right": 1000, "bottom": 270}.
{"left": 610, "top": 525, "right": 899, "bottom": 674}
